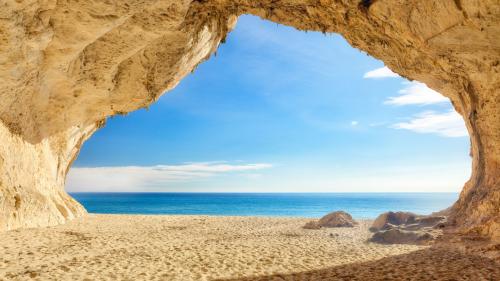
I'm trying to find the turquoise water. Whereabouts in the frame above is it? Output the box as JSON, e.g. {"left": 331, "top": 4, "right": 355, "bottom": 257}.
{"left": 71, "top": 193, "right": 458, "bottom": 219}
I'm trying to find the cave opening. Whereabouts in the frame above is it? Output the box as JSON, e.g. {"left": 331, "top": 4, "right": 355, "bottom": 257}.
{"left": 65, "top": 15, "right": 471, "bottom": 219}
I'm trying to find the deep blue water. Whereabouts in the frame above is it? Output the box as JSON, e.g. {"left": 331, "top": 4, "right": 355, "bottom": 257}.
{"left": 70, "top": 193, "right": 458, "bottom": 219}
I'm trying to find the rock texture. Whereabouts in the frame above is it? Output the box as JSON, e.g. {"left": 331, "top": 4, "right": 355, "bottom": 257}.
{"left": 368, "top": 212, "right": 447, "bottom": 245}
{"left": 369, "top": 211, "right": 419, "bottom": 232}
{"left": 0, "top": 122, "right": 93, "bottom": 230}
{"left": 318, "top": 211, "right": 358, "bottom": 228}
{"left": 370, "top": 229, "right": 436, "bottom": 245}
{"left": 303, "top": 211, "right": 357, "bottom": 229}
{"left": 0, "top": 0, "right": 498, "bottom": 242}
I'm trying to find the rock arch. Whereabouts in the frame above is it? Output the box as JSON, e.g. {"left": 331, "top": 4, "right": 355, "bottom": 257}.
{"left": 0, "top": 0, "right": 498, "bottom": 241}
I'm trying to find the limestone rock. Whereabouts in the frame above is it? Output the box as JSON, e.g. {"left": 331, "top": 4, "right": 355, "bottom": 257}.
{"left": 369, "top": 213, "right": 447, "bottom": 245}
{"left": 369, "top": 212, "right": 418, "bottom": 232}
{"left": 0, "top": 0, "right": 498, "bottom": 243}
{"left": 303, "top": 211, "right": 357, "bottom": 229}
{"left": 370, "top": 229, "right": 436, "bottom": 245}
{"left": 318, "top": 211, "right": 358, "bottom": 228}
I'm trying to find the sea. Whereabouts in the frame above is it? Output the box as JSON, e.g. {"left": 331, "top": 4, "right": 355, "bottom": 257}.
{"left": 70, "top": 192, "right": 458, "bottom": 219}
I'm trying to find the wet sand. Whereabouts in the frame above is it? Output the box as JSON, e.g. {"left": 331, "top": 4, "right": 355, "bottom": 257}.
{"left": 0, "top": 215, "right": 497, "bottom": 280}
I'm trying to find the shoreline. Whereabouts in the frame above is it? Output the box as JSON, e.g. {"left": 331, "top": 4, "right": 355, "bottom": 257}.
{"left": 70, "top": 192, "right": 459, "bottom": 220}
{"left": 83, "top": 213, "right": 377, "bottom": 220}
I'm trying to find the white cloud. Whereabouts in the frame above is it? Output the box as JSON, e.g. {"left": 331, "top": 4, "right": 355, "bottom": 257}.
{"left": 385, "top": 82, "right": 448, "bottom": 106}
{"left": 351, "top": 121, "right": 358, "bottom": 126}
{"left": 363, "top": 66, "right": 400, "bottom": 79}
{"left": 391, "top": 110, "right": 468, "bottom": 137}
{"left": 66, "top": 162, "right": 272, "bottom": 192}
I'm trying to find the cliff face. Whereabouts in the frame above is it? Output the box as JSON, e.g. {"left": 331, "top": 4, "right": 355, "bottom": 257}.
{"left": 0, "top": 1, "right": 498, "bottom": 240}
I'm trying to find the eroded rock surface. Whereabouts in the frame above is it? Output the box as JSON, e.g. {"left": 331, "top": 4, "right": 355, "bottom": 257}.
{"left": 369, "top": 212, "right": 419, "bottom": 232}
{"left": 0, "top": 0, "right": 498, "bottom": 243}
{"left": 303, "top": 211, "right": 357, "bottom": 229}
{"left": 318, "top": 211, "right": 358, "bottom": 228}
{"left": 370, "top": 229, "right": 436, "bottom": 245}
{"left": 369, "top": 212, "right": 447, "bottom": 245}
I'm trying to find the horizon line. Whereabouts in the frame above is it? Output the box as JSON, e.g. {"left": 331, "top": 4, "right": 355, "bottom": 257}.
{"left": 68, "top": 191, "right": 459, "bottom": 194}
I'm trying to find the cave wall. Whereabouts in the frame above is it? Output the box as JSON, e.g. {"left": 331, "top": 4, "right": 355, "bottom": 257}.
{"left": 0, "top": 0, "right": 498, "bottom": 239}
{"left": 0, "top": 121, "right": 93, "bottom": 229}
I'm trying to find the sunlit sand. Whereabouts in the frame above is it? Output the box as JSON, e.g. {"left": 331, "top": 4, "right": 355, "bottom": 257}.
{"left": 0, "top": 215, "right": 420, "bottom": 280}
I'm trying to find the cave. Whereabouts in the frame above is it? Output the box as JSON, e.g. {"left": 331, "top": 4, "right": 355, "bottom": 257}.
{"left": 0, "top": 0, "right": 498, "bottom": 248}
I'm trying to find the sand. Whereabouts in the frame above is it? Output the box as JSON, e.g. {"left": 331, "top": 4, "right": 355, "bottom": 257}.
{"left": 0, "top": 215, "right": 498, "bottom": 281}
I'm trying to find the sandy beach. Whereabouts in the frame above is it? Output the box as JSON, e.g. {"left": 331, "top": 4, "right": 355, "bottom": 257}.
{"left": 0, "top": 215, "right": 498, "bottom": 281}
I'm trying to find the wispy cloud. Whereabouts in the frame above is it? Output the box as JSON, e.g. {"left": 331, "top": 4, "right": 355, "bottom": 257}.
{"left": 66, "top": 162, "right": 273, "bottom": 192}
{"left": 391, "top": 110, "right": 468, "bottom": 137}
{"left": 363, "top": 66, "right": 400, "bottom": 79}
{"left": 385, "top": 82, "right": 449, "bottom": 106}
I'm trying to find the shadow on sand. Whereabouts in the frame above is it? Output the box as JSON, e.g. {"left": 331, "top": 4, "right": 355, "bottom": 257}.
{"left": 218, "top": 246, "right": 499, "bottom": 281}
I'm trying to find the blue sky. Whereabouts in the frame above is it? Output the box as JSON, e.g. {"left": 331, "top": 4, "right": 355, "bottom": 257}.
{"left": 67, "top": 15, "right": 471, "bottom": 193}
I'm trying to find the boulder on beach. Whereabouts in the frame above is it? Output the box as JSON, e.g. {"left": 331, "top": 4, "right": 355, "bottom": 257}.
{"left": 369, "top": 229, "right": 435, "bottom": 245}
{"left": 302, "top": 211, "right": 357, "bottom": 229}
{"left": 368, "top": 211, "right": 448, "bottom": 245}
{"left": 369, "top": 211, "right": 418, "bottom": 232}
{"left": 318, "top": 211, "right": 358, "bottom": 228}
